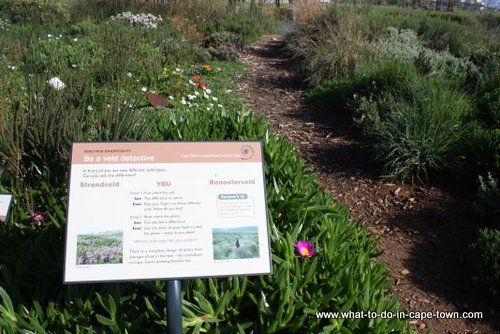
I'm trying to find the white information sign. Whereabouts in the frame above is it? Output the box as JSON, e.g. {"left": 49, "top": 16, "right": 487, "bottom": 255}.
{"left": 64, "top": 142, "right": 271, "bottom": 283}
{"left": 0, "top": 193, "right": 13, "bottom": 223}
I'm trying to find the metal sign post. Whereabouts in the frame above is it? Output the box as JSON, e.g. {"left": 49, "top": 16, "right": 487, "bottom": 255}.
{"left": 167, "top": 280, "right": 182, "bottom": 334}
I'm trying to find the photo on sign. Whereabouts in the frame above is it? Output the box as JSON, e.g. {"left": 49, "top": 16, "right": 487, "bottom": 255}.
{"left": 212, "top": 226, "right": 260, "bottom": 260}
{"left": 76, "top": 230, "right": 123, "bottom": 265}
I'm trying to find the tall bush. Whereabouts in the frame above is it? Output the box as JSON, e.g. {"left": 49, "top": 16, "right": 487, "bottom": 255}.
{"left": 0, "top": 0, "right": 70, "bottom": 25}
{"left": 286, "top": 7, "right": 372, "bottom": 86}
{"left": 468, "top": 228, "right": 500, "bottom": 304}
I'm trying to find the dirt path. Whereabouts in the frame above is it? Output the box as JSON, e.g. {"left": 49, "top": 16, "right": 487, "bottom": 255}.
{"left": 238, "top": 35, "right": 499, "bottom": 334}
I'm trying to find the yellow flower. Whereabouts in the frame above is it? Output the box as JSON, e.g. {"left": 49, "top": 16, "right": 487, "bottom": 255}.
{"left": 216, "top": 67, "right": 222, "bottom": 71}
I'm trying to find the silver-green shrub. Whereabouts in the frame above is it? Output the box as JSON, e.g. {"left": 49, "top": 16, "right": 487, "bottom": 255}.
{"left": 377, "top": 27, "right": 421, "bottom": 63}
{"left": 416, "top": 47, "right": 475, "bottom": 78}
{"left": 377, "top": 27, "right": 476, "bottom": 78}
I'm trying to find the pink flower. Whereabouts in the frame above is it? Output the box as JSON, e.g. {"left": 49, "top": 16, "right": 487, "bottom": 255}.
{"left": 296, "top": 240, "right": 316, "bottom": 258}
{"left": 31, "top": 212, "right": 45, "bottom": 222}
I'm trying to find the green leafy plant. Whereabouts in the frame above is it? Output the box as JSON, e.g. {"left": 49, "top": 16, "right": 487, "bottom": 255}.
{"left": 468, "top": 228, "right": 500, "bottom": 304}
{"left": 473, "top": 173, "right": 500, "bottom": 218}
{"left": 203, "top": 31, "right": 243, "bottom": 61}
{"left": 0, "top": 0, "right": 70, "bottom": 25}
{"left": 286, "top": 7, "right": 372, "bottom": 86}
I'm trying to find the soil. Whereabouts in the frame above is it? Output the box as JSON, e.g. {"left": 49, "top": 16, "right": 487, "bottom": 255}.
{"left": 238, "top": 35, "right": 500, "bottom": 334}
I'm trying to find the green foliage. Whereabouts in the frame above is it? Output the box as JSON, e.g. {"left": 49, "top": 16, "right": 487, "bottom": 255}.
{"left": 376, "top": 27, "right": 475, "bottom": 78}
{"left": 468, "top": 228, "right": 500, "bottom": 304}
{"left": 200, "top": 6, "right": 276, "bottom": 45}
{"left": 462, "top": 50, "right": 500, "bottom": 175}
{"left": 203, "top": 31, "right": 244, "bottom": 50}
{"left": 298, "top": 6, "right": 498, "bottom": 183}
{"left": 286, "top": 7, "right": 372, "bottom": 86}
{"left": 378, "top": 27, "right": 422, "bottom": 63}
{"left": 0, "top": 0, "right": 70, "bottom": 25}
{"left": 416, "top": 47, "right": 475, "bottom": 78}
{"left": 24, "top": 36, "right": 104, "bottom": 75}
{"left": 362, "top": 85, "right": 469, "bottom": 183}
{"left": 473, "top": 173, "right": 500, "bottom": 218}
{"left": 203, "top": 31, "right": 243, "bottom": 61}
{"left": 91, "top": 21, "right": 164, "bottom": 84}
{"left": 362, "top": 6, "right": 500, "bottom": 56}
{"left": 69, "top": 0, "right": 141, "bottom": 23}
{"left": 308, "top": 60, "right": 473, "bottom": 183}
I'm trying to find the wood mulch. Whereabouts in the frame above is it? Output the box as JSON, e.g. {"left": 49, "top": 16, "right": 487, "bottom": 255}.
{"left": 237, "top": 35, "right": 499, "bottom": 334}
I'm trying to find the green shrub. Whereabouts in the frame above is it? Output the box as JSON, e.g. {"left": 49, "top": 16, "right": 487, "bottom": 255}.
{"left": 376, "top": 27, "right": 475, "bottom": 79}
{"left": 203, "top": 31, "right": 243, "bottom": 61}
{"left": 24, "top": 36, "right": 104, "bottom": 75}
{"left": 286, "top": 7, "right": 372, "bottom": 86}
{"left": 352, "top": 62, "right": 471, "bottom": 183}
{"left": 67, "top": 19, "right": 99, "bottom": 36}
{"left": 69, "top": 0, "right": 139, "bottom": 22}
{"left": 203, "top": 31, "right": 243, "bottom": 49}
{"left": 462, "top": 50, "right": 500, "bottom": 176}
{"left": 91, "top": 21, "right": 164, "bottom": 84}
{"left": 468, "top": 228, "right": 500, "bottom": 304}
{"left": 0, "top": 0, "right": 70, "bottom": 25}
{"left": 460, "top": 121, "right": 500, "bottom": 180}
{"left": 362, "top": 6, "right": 499, "bottom": 57}
{"left": 416, "top": 47, "right": 475, "bottom": 78}
{"left": 473, "top": 173, "right": 500, "bottom": 218}
{"left": 200, "top": 6, "right": 276, "bottom": 44}
{"left": 366, "top": 88, "right": 468, "bottom": 183}
{"left": 378, "top": 27, "right": 421, "bottom": 63}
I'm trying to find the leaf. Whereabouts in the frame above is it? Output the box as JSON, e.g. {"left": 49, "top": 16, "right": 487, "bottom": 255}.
{"left": 339, "top": 294, "right": 357, "bottom": 314}
{"left": 340, "top": 326, "right": 354, "bottom": 334}
{"left": 213, "top": 293, "right": 229, "bottom": 317}
{"left": 144, "top": 297, "right": 160, "bottom": 318}
{"left": 301, "top": 257, "right": 318, "bottom": 287}
{"left": 193, "top": 291, "right": 214, "bottom": 316}
{"left": 0, "top": 287, "right": 17, "bottom": 322}
{"left": 96, "top": 314, "right": 116, "bottom": 327}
